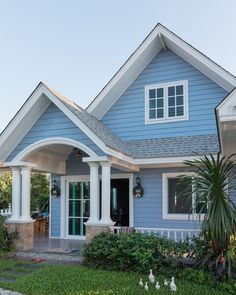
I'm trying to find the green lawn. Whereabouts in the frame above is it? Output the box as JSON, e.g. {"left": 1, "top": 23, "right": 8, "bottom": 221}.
{"left": 0, "top": 259, "right": 228, "bottom": 295}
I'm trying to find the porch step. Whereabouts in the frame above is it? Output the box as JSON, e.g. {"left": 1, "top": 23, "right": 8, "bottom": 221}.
{"left": 16, "top": 251, "right": 84, "bottom": 263}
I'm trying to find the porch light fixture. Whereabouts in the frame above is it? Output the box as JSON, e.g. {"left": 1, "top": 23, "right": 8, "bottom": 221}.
{"left": 133, "top": 176, "right": 144, "bottom": 198}
{"left": 73, "top": 148, "right": 82, "bottom": 158}
{"left": 51, "top": 179, "right": 61, "bottom": 197}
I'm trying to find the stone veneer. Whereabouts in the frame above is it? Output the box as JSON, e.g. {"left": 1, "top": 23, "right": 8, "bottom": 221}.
{"left": 6, "top": 222, "right": 34, "bottom": 251}
{"left": 85, "top": 224, "right": 111, "bottom": 244}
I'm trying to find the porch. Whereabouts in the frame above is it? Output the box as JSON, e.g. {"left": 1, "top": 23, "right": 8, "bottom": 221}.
{"left": 15, "top": 235, "right": 85, "bottom": 263}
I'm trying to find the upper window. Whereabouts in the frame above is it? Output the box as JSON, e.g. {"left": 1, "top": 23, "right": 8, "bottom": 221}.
{"left": 145, "top": 80, "right": 188, "bottom": 124}
{"left": 163, "top": 172, "right": 206, "bottom": 220}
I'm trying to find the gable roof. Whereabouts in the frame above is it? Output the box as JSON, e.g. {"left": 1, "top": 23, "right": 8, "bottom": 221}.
{"left": 0, "top": 82, "right": 131, "bottom": 162}
{"left": 87, "top": 23, "right": 236, "bottom": 119}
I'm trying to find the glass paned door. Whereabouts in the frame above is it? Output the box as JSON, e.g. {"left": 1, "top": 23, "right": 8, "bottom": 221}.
{"left": 68, "top": 181, "right": 90, "bottom": 237}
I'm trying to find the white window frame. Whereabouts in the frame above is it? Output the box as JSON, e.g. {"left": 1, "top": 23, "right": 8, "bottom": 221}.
{"left": 162, "top": 172, "right": 204, "bottom": 220}
{"left": 145, "top": 80, "right": 189, "bottom": 124}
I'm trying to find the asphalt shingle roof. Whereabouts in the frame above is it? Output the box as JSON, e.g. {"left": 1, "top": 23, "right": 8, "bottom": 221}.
{"left": 48, "top": 86, "right": 219, "bottom": 159}
{"left": 123, "top": 134, "right": 219, "bottom": 158}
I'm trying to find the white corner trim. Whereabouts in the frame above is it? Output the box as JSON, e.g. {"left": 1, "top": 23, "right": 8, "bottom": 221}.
{"left": 12, "top": 138, "right": 97, "bottom": 162}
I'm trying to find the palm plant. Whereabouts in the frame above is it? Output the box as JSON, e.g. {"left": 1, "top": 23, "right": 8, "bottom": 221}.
{"left": 183, "top": 153, "right": 236, "bottom": 276}
{"left": 184, "top": 153, "right": 236, "bottom": 251}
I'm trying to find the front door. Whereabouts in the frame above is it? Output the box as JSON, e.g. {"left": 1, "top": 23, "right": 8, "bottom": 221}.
{"left": 67, "top": 181, "right": 90, "bottom": 238}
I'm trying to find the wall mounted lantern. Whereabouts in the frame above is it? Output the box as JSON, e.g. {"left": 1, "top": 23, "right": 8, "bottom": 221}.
{"left": 133, "top": 176, "right": 144, "bottom": 198}
{"left": 51, "top": 179, "right": 61, "bottom": 197}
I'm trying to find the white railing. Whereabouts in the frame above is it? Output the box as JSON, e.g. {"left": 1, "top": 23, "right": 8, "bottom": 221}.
{"left": 0, "top": 204, "right": 12, "bottom": 218}
{"left": 111, "top": 226, "right": 201, "bottom": 242}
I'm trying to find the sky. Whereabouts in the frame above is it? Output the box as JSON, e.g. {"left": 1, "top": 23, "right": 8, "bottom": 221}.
{"left": 0, "top": 0, "right": 236, "bottom": 133}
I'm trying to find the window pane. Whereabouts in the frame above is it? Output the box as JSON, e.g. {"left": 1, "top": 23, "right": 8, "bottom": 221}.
{"left": 168, "top": 178, "right": 192, "bottom": 214}
{"left": 156, "top": 88, "right": 164, "bottom": 98}
{"left": 157, "top": 98, "right": 163, "bottom": 108}
{"left": 83, "top": 182, "right": 90, "bottom": 199}
{"left": 83, "top": 200, "right": 90, "bottom": 217}
{"left": 69, "top": 200, "right": 81, "bottom": 217}
{"left": 149, "top": 99, "right": 156, "bottom": 108}
{"left": 176, "top": 106, "right": 184, "bottom": 116}
{"left": 149, "top": 109, "right": 156, "bottom": 119}
{"left": 195, "top": 195, "right": 207, "bottom": 214}
{"left": 168, "top": 97, "right": 175, "bottom": 106}
{"left": 157, "top": 108, "right": 164, "bottom": 118}
{"left": 176, "top": 85, "right": 183, "bottom": 95}
{"left": 176, "top": 96, "right": 183, "bottom": 106}
{"left": 69, "top": 218, "right": 81, "bottom": 235}
{"left": 168, "top": 107, "right": 175, "bottom": 117}
{"left": 168, "top": 86, "right": 175, "bottom": 96}
{"left": 149, "top": 89, "right": 156, "bottom": 99}
{"left": 69, "top": 183, "right": 80, "bottom": 199}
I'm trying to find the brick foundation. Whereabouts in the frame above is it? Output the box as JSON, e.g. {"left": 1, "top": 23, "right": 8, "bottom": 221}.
{"left": 6, "top": 221, "right": 34, "bottom": 251}
{"left": 85, "top": 224, "right": 111, "bottom": 244}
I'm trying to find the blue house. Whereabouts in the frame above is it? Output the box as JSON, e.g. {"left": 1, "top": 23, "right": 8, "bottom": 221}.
{"left": 0, "top": 24, "right": 236, "bottom": 250}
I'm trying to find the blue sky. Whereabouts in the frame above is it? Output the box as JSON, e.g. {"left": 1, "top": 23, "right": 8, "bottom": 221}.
{"left": 0, "top": 0, "right": 235, "bottom": 132}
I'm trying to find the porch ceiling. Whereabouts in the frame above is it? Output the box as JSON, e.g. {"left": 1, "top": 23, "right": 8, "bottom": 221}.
{"left": 24, "top": 144, "right": 86, "bottom": 174}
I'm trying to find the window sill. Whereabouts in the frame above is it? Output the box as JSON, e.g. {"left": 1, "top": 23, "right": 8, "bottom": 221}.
{"left": 163, "top": 214, "right": 205, "bottom": 221}
{"left": 145, "top": 116, "right": 188, "bottom": 125}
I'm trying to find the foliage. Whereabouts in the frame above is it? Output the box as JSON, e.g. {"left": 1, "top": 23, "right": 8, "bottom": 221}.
{"left": 183, "top": 153, "right": 236, "bottom": 277}
{"left": 0, "top": 260, "right": 228, "bottom": 295}
{"left": 0, "top": 172, "right": 50, "bottom": 213}
{"left": 0, "top": 216, "right": 17, "bottom": 253}
{"left": 84, "top": 232, "right": 189, "bottom": 274}
{"left": 31, "top": 173, "right": 50, "bottom": 212}
{"left": 0, "top": 172, "right": 12, "bottom": 209}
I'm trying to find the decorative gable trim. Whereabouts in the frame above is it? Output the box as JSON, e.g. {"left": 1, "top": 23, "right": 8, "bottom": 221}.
{"left": 0, "top": 82, "right": 135, "bottom": 165}
{"left": 87, "top": 23, "right": 236, "bottom": 119}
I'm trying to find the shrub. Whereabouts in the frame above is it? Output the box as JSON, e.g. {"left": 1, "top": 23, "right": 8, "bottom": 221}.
{"left": 0, "top": 216, "right": 17, "bottom": 253}
{"left": 83, "top": 232, "right": 189, "bottom": 274}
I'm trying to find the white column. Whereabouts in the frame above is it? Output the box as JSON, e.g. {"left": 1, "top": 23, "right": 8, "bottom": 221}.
{"left": 100, "top": 162, "right": 112, "bottom": 224}
{"left": 87, "top": 162, "right": 100, "bottom": 224}
{"left": 9, "top": 167, "right": 21, "bottom": 221}
{"left": 20, "top": 166, "right": 32, "bottom": 222}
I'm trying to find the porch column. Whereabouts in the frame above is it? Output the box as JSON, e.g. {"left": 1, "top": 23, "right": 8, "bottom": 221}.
{"left": 20, "top": 166, "right": 32, "bottom": 222}
{"left": 100, "top": 162, "right": 112, "bottom": 224}
{"left": 9, "top": 167, "right": 21, "bottom": 221}
{"left": 87, "top": 162, "right": 100, "bottom": 223}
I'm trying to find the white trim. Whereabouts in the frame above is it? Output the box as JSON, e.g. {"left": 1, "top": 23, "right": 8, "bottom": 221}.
{"left": 145, "top": 80, "right": 188, "bottom": 124}
{"left": 13, "top": 138, "right": 97, "bottom": 162}
{"left": 163, "top": 172, "right": 194, "bottom": 220}
{"left": 87, "top": 23, "right": 236, "bottom": 119}
{"left": 110, "top": 173, "right": 134, "bottom": 227}
{"left": 159, "top": 33, "right": 166, "bottom": 50}
{"left": 49, "top": 176, "right": 52, "bottom": 238}
{"left": 134, "top": 155, "right": 211, "bottom": 165}
{"left": 61, "top": 175, "right": 90, "bottom": 240}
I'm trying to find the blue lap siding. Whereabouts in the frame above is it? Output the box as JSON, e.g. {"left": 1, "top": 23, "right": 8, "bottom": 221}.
{"left": 7, "top": 103, "right": 105, "bottom": 161}
{"left": 102, "top": 49, "right": 227, "bottom": 140}
{"left": 133, "top": 168, "right": 200, "bottom": 230}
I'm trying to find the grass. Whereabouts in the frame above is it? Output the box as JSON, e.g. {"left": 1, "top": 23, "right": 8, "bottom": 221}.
{"left": 0, "top": 259, "right": 228, "bottom": 295}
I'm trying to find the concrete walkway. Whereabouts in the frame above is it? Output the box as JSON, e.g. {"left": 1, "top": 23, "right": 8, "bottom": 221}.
{"left": 0, "top": 289, "right": 23, "bottom": 295}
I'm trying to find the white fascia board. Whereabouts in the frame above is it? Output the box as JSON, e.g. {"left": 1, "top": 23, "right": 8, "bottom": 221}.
{"left": 87, "top": 27, "right": 162, "bottom": 118}
{"left": 161, "top": 27, "right": 236, "bottom": 91}
{"left": 43, "top": 87, "right": 136, "bottom": 163}
{"left": 133, "top": 154, "right": 217, "bottom": 165}
{"left": 87, "top": 24, "right": 236, "bottom": 120}
{"left": 0, "top": 86, "right": 51, "bottom": 161}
